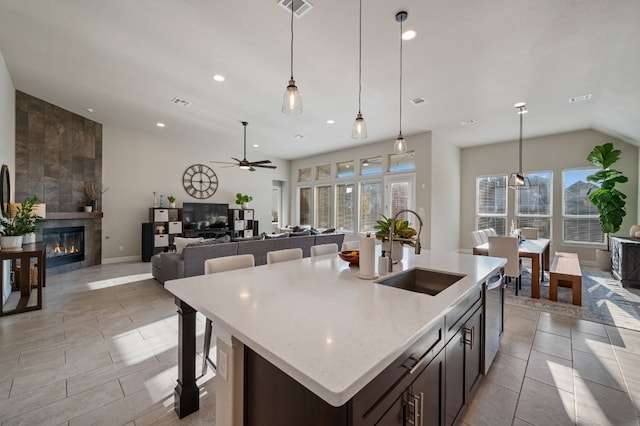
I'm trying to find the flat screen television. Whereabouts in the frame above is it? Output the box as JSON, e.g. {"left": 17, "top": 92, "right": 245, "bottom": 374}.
{"left": 182, "top": 202, "right": 229, "bottom": 234}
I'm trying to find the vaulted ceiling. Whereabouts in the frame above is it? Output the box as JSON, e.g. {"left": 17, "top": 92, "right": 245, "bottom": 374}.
{"left": 0, "top": 0, "right": 638, "bottom": 160}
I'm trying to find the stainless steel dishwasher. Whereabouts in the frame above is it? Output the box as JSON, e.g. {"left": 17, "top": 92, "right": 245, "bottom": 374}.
{"left": 483, "top": 270, "right": 505, "bottom": 374}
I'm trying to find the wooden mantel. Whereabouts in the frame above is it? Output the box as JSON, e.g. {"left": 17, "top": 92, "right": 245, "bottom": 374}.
{"left": 46, "top": 212, "right": 104, "bottom": 220}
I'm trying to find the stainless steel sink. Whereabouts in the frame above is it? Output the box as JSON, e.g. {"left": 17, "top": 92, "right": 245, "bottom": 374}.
{"left": 376, "top": 268, "right": 466, "bottom": 296}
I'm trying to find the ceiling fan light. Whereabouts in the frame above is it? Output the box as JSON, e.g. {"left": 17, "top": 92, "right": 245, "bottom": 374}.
{"left": 394, "top": 133, "right": 407, "bottom": 154}
{"left": 351, "top": 113, "right": 367, "bottom": 139}
{"left": 239, "top": 165, "right": 251, "bottom": 170}
{"left": 282, "top": 79, "right": 302, "bottom": 115}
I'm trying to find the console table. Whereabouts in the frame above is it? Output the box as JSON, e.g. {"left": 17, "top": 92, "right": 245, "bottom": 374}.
{"left": 611, "top": 237, "right": 640, "bottom": 288}
{"left": 0, "top": 243, "right": 46, "bottom": 316}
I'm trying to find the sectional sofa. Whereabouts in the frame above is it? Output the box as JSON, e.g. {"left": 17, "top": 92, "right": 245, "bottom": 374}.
{"left": 151, "top": 232, "right": 345, "bottom": 284}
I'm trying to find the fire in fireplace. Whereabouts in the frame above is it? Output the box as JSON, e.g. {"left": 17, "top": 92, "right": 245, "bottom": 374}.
{"left": 43, "top": 226, "right": 85, "bottom": 267}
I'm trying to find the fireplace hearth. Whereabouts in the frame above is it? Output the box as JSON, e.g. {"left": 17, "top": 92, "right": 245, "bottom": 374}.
{"left": 43, "top": 226, "right": 85, "bottom": 267}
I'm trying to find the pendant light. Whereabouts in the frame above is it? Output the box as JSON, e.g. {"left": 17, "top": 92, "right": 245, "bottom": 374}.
{"left": 282, "top": 1, "right": 302, "bottom": 115}
{"left": 508, "top": 102, "right": 530, "bottom": 190}
{"left": 393, "top": 11, "right": 408, "bottom": 154}
{"left": 351, "top": 0, "right": 367, "bottom": 139}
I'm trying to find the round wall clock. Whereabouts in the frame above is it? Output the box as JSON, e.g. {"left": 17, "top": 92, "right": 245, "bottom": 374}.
{"left": 182, "top": 164, "right": 218, "bottom": 199}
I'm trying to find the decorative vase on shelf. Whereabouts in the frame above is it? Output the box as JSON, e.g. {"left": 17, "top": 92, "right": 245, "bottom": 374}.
{"left": 170, "top": 202, "right": 176, "bottom": 208}
{"left": 22, "top": 232, "right": 36, "bottom": 244}
{"left": 0, "top": 235, "right": 23, "bottom": 251}
{"left": 84, "top": 205, "right": 93, "bottom": 212}
{"left": 241, "top": 202, "right": 248, "bottom": 210}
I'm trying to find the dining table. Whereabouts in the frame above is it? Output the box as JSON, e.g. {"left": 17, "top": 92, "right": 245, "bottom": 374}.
{"left": 473, "top": 238, "right": 550, "bottom": 299}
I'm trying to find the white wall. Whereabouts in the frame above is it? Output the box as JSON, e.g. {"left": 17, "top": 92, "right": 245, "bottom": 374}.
{"left": 460, "top": 129, "right": 638, "bottom": 262}
{"left": 289, "top": 132, "right": 433, "bottom": 248}
{"left": 101, "top": 125, "right": 290, "bottom": 260}
{"left": 430, "top": 137, "right": 461, "bottom": 253}
{"left": 0, "top": 50, "right": 14, "bottom": 304}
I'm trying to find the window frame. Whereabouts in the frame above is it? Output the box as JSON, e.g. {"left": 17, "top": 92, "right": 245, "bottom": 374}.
{"left": 476, "top": 174, "right": 508, "bottom": 235}
{"left": 515, "top": 170, "right": 553, "bottom": 239}
{"left": 561, "top": 167, "right": 604, "bottom": 245}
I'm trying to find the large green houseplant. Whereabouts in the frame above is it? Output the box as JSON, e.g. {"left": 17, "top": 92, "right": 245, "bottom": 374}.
{"left": 0, "top": 195, "right": 45, "bottom": 249}
{"left": 586, "top": 142, "right": 628, "bottom": 268}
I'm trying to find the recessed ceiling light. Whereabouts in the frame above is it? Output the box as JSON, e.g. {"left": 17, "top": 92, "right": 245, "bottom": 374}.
{"left": 84, "top": 107, "right": 95, "bottom": 113}
{"left": 213, "top": 74, "right": 225, "bottom": 82}
{"left": 326, "top": 119, "right": 335, "bottom": 124}
{"left": 460, "top": 119, "right": 477, "bottom": 126}
{"left": 402, "top": 30, "right": 417, "bottom": 40}
{"left": 294, "top": 134, "right": 305, "bottom": 140}
{"left": 156, "top": 122, "right": 166, "bottom": 128}
{"left": 252, "top": 144, "right": 259, "bottom": 148}
{"left": 569, "top": 93, "right": 592, "bottom": 103}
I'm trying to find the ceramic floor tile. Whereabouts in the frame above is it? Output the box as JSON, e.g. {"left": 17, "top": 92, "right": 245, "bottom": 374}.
{"left": 572, "top": 329, "right": 616, "bottom": 359}
{"left": 0, "top": 380, "right": 66, "bottom": 421}
{"left": 512, "top": 418, "right": 534, "bottom": 426}
{"left": 17, "top": 346, "right": 66, "bottom": 369}
{"left": 499, "top": 331, "right": 534, "bottom": 361}
{"left": 574, "top": 376, "right": 637, "bottom": 426}
{"left": 0, "top": 378, "right": 12, "bottom": 399}
{"left": 68, "top": 387, "right": 160, "bottom": 426}
{"left": 537, "top": 312, "right": 572, "bottom": 337}
{"left": 525, "top": 349, "right": 574, "bottom": 393}
{"left": 66, "top": 356, "right": 158, "bottom": 397}
{"left": 607, "top": 325, "right": 640, "bottom": 355}
{"left": 515, "top": 378, "right": 575, "bottom": 426}
{"left": 572, "top": 318, "right": 608, "bottom": 337}
{"left": 532, "top": 330, "right": 572, "bottom": 360}
{"left": 1, "top": 380, "right": 124, "bottom": 426}
{"left": 504, "top": 316, "right": 538, "bottom": 339}
{"left": 459, "top": 380, "right": 519, "bottom": 426}
{"left": 573, "top": 349, "right": 626, "bottom": 392}
{"left": 118, "top": 363, "right": 176, "bottom": 398}
{"left": 484, "top": 352, "right": 527, "bottom": 393}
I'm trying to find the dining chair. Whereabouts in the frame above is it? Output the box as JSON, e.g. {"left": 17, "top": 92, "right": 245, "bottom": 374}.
{"left": 341, "top": 240, "right": 360, "bottom": 251}
{"left": 202, "top": 253, "right": 255, "bottom": 375}
{"left": 486, "top": 228, "right": 498, "bottom": 236}
{"left": 521, "top": 227, "right": 539, "bottom": 239}
{"left": 267, "top": 248, "right": 303, "bottom": 264}
{"left": 488, "top": 236, "right": 521, "bottom": 295}
{"left": 471, "top": 230, "right": 485, "bottom": 246}
{"left": 311, "top": 243, "right": 338, "bottom": 257}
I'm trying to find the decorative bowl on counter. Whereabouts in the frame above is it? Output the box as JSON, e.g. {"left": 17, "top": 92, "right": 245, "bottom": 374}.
{"left": 338, "top": 250, "right": 360, "bottom": 265}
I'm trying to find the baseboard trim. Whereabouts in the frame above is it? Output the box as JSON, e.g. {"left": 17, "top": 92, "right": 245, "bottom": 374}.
{"left": 102, "top": 255, "right": 140, "bottom": 264}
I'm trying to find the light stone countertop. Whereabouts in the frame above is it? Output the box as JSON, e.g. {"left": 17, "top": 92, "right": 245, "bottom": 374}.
{"left": 165, "top": 248, "right": 506, "bottom": 407}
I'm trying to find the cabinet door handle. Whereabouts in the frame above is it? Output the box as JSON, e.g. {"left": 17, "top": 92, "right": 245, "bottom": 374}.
{"left": 463, "top": 326, "right": 474, "bottom": 350}
{"left": 405, "top": 392, "right": 423, "bottom": 426}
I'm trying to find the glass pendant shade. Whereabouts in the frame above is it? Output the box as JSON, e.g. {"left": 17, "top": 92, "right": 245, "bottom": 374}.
{"left": 352, "top": 113, "right": 367, "bottom": 139}
{"left": 394, "top": 133, "right": 407, "bottom": 154}
{"left": 508, "top": 102, "right": 530, "bottom": 190}
{"left": 282, "top": 79, "right": 302, "bottom": 115}
{"left": 508, "top": 172, "right": 530, "bottom": 189}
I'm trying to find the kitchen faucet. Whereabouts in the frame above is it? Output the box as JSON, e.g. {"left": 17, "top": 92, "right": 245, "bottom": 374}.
{"left": 388, "top": 209, "right": 423, "bottom": 272}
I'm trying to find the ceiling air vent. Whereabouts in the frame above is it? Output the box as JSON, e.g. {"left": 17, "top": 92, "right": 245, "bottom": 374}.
{"left": 278, "top": 0, "right": 314, "bottom": 18}
{"left": 410, "top": 97, "right": 427, "bottom": 106}
{"left": 569, "top": 93, "right": 592, "bottom": 103}
{"left": 170, "top": 97, "right": 192, "bottom": 107}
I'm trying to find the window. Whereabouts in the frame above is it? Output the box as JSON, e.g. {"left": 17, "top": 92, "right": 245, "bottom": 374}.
{"left": 516, "top": 171, "right": 552, "bottom": 238}
{"left": 298, "top": 167, "right": 311, "bottom": 182}
{"left": 314, "top": 185, "right": 332, "bottom": 228}
{"left": 361, "top": 156, "right": 382, "bottom": 175}
{"left": 476, "top": 175, "right": 507, "bottom": 235}
{"left": 316, "top": 164, "right": 331, "bottom": 180}
{"left": 389, "top": 151, "right": 415, "bottom": 172}
{"left": 562, "top": 168, "right": 604, "bottom": 244}
{"left": 298, "top": 187, "right": 311, "bottom": 226}
{"left": 359, "top": 180, "right": 383, "bottom": 233}
{"left": 385, "top": 173, "right": 415, "bottom": 220}
{"left": 336, "top": 183, "right": 356, "bottom": 232}
{"left": 337, "top": 161, "right": 355, "bottom": 178}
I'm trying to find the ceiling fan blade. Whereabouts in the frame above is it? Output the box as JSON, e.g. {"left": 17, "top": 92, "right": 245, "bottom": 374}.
{"left": 231, "top": 157, "right": 243, "bottom": 163}
{"left": 253, "top": 164, "right": 277, "bottom": 169}
{"left": 210, "top": 160, "right": 237, "bottom": 165}
{"left": 248, "top": 159, "right": 272, "bottom": 165}
{"left": 249, "top": 167, "right": 256, "bottom": 172}
{"left": 222, "top": 164, "right": 237, "bottom": 168}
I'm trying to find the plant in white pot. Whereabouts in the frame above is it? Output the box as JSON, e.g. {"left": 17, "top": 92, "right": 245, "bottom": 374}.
{"left": 374, "top": 214, "right": 417, "bottom": 262}
{"left": 167, "top": 195, "right": 176, "bottom": 208}
{"left": 1, "top": 195, "right": 45, "bottom": 249}
{"left": 586, "top": 142, "right": 628, "bottom": 270}
{"left": 235, "top": 193, "right": 253, "bottom": 209}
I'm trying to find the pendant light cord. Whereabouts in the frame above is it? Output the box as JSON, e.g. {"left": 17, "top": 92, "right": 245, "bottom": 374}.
{"left": 290, "top": 3, "right": 294, "bottom": 80}
{"left": 518, "top": 111, "right": 523, "bottom": 173}
{"left": 399, "top": 16, "right": 403, "bottom": 134}
{"left": 357, "top": 0, "right": 362, "bottom": 114}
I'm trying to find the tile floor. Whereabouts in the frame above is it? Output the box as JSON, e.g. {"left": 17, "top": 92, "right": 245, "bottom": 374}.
{"left": 0, "top": 262, "right": 639, "bottom": 425}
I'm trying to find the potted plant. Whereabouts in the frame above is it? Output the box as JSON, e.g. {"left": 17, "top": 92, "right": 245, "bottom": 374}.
{"left": 586, "top": 142, "right": 628, "bottom": 270}
{"left": 0, "top": 195, "right": 45, "bottom": 249}
{"left": 235, "top": 193, "right": 253, "bottom": 209}
{"left": 167, "top": 195, "right": 176, "bottom": 208}
{"left": 374, "top": 214, "right": 417, "bottom": 261}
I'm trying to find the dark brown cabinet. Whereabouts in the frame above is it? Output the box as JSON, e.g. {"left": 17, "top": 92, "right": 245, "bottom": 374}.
{"left": 445, "top": 306, "right": 483, "bottom": 425}
{"left": 611, "top": 237, "right": 640, "bottom": 288}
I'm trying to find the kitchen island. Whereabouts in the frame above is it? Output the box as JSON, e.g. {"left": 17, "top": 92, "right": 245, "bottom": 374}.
{"left": 165, "top": 248, "right": 505, "bottom": 425}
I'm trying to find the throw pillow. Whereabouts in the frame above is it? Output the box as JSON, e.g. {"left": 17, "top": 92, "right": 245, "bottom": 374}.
{"left": 174, "top": 237, "right": 203, "bottom": 254}
{"left": 186, "top": 235, "right": 231, "bottom": 247}
{"left": 289, "top": 229, "right": 310, "bottom": 237}
{"left": 309, "top": 227, "right": 321, "bottom": 235}
{"left": 265, "top": 232, "right": 289, "bottom": 239}
{"left": 321, "top": 228, "right": 336, "bottom": 234}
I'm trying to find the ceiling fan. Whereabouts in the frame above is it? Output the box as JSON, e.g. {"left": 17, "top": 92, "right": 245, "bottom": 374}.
{"left": 210, "top": 121, "right": 276, "bottom": 171}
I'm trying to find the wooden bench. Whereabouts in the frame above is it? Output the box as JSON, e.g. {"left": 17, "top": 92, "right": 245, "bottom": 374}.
{"left": 549, "top": 252, "right": 582, "bottom": 306}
